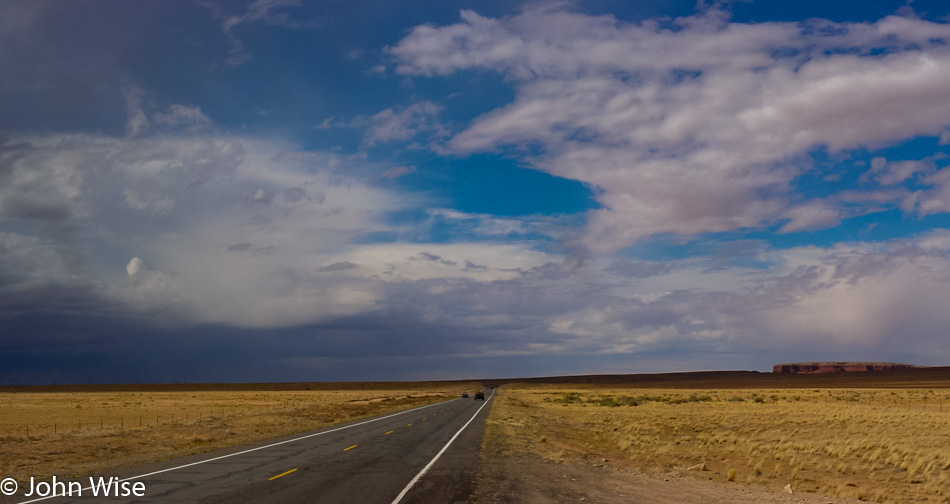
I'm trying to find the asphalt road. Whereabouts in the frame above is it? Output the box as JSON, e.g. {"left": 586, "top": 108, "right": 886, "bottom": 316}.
{"left": 4, "top": 390, "right": 493, "bottom": 504}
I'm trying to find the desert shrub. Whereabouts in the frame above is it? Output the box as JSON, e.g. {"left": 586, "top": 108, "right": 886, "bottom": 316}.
{"left": 596, "top": 396, "right": 621, "bottom": 407}
{"left": 548, "top": 392, "right": 585, "bottom": 405}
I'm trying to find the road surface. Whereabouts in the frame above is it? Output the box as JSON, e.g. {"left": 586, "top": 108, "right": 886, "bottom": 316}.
{"left": 2, "top": 390, "right": 493, "bottom": 504}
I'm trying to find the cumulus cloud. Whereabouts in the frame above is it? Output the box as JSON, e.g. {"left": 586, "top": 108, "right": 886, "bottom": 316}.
{"left": 390, "top": 6, "right": 950, "bottom": 253}
{"left": 0, "top": 121, "right": 424, "bottom": 328}
{"left": 126, "top": 257, "right": 145, "bottom": 276}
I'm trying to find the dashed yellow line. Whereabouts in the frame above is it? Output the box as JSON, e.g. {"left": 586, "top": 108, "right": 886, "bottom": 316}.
{"left": 385, "top": 430, "right": 394, "bottom": 435}
{"left": 406, "top": 423, "right": 413, "bottom": 427}
{"left": 344, "top": 444, "right": 358, "bottom": 451}
{"left": 268, "top": 468, "right": 297, "bottom": 481}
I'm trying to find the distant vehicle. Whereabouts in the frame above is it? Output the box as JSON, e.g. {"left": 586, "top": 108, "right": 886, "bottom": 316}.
{"left": 474, "top": 391, "right": 485, "bottom": 400}
{"left": 461, "top": 392, "right": 469, "bottom": 398}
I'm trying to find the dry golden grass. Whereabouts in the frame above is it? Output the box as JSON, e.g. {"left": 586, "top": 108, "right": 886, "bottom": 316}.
{"left": 486, "top": 385, "right": 950, "bottom": 504}
{"left": 0, "top": 382, "right": 480, "bottom": 481}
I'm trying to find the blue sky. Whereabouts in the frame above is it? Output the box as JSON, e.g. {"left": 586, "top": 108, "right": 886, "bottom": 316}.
{"left": 3, "top": 0, "right": 950, "bottom": 384}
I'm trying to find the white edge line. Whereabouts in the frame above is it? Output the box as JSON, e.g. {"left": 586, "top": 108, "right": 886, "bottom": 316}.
{"left": 13, "top": 398, "right": 458, "bottom": 504}
{"left": 390, "top": 390, "right": 494, "bottom": 504}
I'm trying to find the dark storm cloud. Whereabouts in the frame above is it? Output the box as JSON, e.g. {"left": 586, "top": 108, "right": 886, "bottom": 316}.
{"left": 0, "top": 1, "right": 225, "bottom": 133}
{"left": 0, "top": 232, "right": 114, "bottom": 317}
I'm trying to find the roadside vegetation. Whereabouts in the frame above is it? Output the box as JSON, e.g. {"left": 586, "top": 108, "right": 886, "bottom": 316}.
{"left": 485, "top": 385, "right": 950, "bottom": 503}
{"left": 0, "top": 382, "right": 478, "bottom": 481}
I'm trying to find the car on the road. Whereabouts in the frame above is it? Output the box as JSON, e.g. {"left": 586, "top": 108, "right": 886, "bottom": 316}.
{"left": 474, "top": 391, "right": 485, "bottom": 400}
{"left": 461, "top": 392, "right": 469, "bottom": 398}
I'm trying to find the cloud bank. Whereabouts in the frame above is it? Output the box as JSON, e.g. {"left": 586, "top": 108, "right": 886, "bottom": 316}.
{"left": 391, "top": 6, "right": 950, "bottom": 253}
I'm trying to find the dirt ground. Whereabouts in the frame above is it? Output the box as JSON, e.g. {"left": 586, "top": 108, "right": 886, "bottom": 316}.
{"left": 473, "top": 453, "right": 868, "bottom": 504}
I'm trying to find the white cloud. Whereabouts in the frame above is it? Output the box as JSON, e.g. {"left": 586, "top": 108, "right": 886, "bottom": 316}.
{"left": 424, "top": 207, "right": 571, "bottom": 240}
{"left": 126, "top": 257, "right": 145, "bottom": 276}
{"left": 154, "top": 104, "right": 214, "bottom": 132}
{"left": 777, "top": 200, "right": 841, "bottom": 233}
{"left": 747, "top": 237, "right": 950, "bottom": 353}
{"left": 391, "top": 6, "right": 950, "bottom": 253}
{"left": 0, "top": 126, "right": 423, "bottom": 328}
{"left": 123, "top": 188, "right": 175, "bottom": 214}
{"left": 514, "top": 231, "right": 950, "bottom": 363}
{"left": 124, "top": 87, "right": 149, "bottom": 138}
{"left": 862, "top": 156, "right": 934, "bottom": 186}
{"left": 361, "top": 101, "right": 446, "bottom": 146}
{"left": 380, "top": 165, "right": 416, "bottom": 179}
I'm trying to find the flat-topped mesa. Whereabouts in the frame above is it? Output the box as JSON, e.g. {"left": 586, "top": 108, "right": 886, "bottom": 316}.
{"left": 773, "top": 362, "right": 920, "bottom": 374}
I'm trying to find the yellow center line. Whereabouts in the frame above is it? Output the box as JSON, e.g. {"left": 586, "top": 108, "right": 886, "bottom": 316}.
{"left": 423, "top": 417, "right": 427, "bottom": 421}
{"left": 267, "top": 468, "right": 297, "bottom": 481}
{"left": 343, "top": 444, "right": 358, "bottom": 451}
{"left": 385, "top": 430, "right": 394, "bottom": 435}
{"left": 406, "top": 423, "right": 413, "bottom": 427}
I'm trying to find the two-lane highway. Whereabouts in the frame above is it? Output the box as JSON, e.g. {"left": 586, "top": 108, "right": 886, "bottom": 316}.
{"left": 5, "top": 390, "right": 493, "bottom": 504}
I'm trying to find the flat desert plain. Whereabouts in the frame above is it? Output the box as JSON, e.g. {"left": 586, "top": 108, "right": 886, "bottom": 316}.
{"left": 475, "top": 369, "right": 950, "bottom": 504}
{"left": 5, "top": 369, "right": 950, "bottom": 504}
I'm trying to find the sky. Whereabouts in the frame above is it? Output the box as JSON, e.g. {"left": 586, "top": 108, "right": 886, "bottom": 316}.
{"left": 3, "top": 0, "right": 950, "bottom": 384}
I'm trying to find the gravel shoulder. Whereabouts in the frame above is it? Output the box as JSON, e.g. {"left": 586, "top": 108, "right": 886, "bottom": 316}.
{"left": 473, "top": 453, "right": 868, "bottom": 504}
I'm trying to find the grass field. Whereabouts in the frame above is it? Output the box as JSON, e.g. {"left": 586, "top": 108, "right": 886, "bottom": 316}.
{"left": 0, "top": 381, "right": 479, "bottom": 481}
{"left": 485, "top": 384, "right": 950, "bottom": 503}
